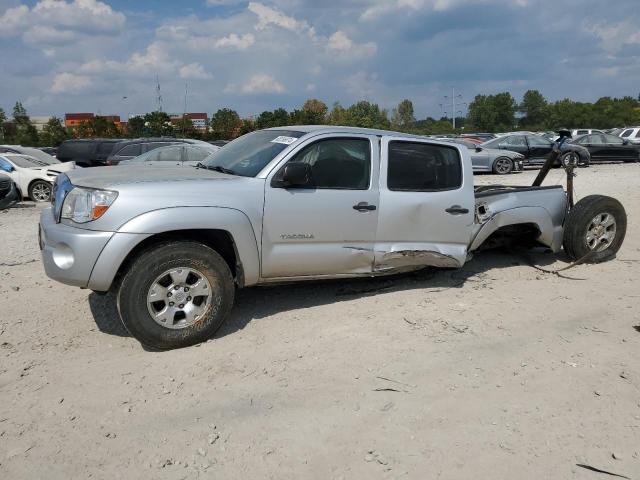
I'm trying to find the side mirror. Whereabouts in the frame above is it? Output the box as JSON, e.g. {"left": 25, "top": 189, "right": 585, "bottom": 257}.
{"left": 475, "top": 147, "right": 483, "bottom": 152}
{"left": 274, "top": 162, "right": 313, "bottom": 188}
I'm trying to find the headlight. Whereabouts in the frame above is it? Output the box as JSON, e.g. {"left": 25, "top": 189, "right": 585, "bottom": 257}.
{"left": 61, "top": 187, "right": 118, "bottom": 223}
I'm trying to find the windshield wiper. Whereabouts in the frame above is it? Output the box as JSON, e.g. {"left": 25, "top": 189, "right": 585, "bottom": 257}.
{"left": 194, "top": 163, "right": 237, "bottom": 175}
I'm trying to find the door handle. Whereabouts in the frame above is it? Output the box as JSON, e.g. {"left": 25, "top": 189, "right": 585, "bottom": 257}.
{"left": 445, "top": 205, "right": 469, "bottom": 215}
{"left": 353, "top": 202, "right": 377, "bottom": 212}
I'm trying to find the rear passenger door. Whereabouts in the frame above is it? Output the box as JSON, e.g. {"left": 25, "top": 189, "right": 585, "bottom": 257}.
{"left": 374, "top": 138, "right": 474, "bottom": 272}
{"left": 526, "top": 135, "right": 554, "bottom": 161}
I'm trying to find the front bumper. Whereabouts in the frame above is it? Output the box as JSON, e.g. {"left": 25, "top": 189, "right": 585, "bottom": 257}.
{"left": 39, "top": 207, "right": 114, "bottom": 288}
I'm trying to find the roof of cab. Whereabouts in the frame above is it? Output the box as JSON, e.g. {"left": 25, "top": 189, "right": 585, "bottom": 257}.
{"left": 265, "top": 125, "right": 425, "bottom": 139}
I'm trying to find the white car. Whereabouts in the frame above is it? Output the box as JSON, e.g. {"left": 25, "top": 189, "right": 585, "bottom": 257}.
{"left": 619, "top": 127, "right": 640, "bottom": 145}
{"left": 0, "top": 153, "right": 75, "bottom": 202}
{"left": 0, "top": 144, "right": 59, "bottom": 164}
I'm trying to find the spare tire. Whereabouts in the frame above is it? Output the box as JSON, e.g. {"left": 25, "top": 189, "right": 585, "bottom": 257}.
{"left": 563, "top": 195, "right": 626, "bottom": 262}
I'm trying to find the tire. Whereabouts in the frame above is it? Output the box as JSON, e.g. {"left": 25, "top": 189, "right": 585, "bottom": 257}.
{"left": 28, "top": 180, "right": 52, "bottom": 202}
{"left": 492, "top": 157, "right": 514, "bottom": 174}
{"left": 563, "top": 195, "right": 627, "bottom": 263}
{"left": 117, "top": 241, "right": 235, "bottom": 349}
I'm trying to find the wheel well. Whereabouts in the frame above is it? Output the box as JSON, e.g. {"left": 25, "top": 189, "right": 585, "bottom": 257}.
{"left": 27, "top": 178, "right": 51, "bottom": 194}
{"left": 476, "top": 222, "right": 542, "bottom": 251}
{"left": 112, "top": 229, "right": 242, "bottom": 291}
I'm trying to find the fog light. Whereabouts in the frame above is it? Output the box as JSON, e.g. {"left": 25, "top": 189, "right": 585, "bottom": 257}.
{"left": 52, "top": 243, "right": 74, "bottom": 270}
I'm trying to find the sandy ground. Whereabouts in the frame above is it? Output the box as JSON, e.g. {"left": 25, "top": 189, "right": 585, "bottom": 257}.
{"left": 1, "top": 164, "right": 639, "bottom": 480}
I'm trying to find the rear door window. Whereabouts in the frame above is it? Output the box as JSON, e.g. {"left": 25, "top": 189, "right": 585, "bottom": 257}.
{"left": 115, "top": 144, "right": 142, "bottom": 157}
{"left": 621, "top": 129, "right": 633, "bottom": 138}
{"left": 143, "top": 142, "right": 176, "bottom": 153}
{"left": 184, "top": 146, "right": 211, "bottom": 163}
{"left": 387, "top": 141, "right": 462, "bottom": 191}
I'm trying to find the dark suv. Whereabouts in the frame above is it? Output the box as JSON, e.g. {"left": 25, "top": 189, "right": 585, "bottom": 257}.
{"left": 57, "top": 139, "right": 123, "bottom": 167}
{"left": 106, "top": 138, "right": 211, "bottom": 165}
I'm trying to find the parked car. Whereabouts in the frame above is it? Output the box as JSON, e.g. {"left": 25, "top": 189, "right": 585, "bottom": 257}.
{"left": 482, "top": 134, "right": 557, "bottom": 164}
{"left": 445, "top": 139, "right": 524, "bottom": 174}
{"left": 0, "top": 145, "right": 59, "bottom": 165}
{"left": 569, "top": 133, "right": 640, "bottom": 162}
{"left": 619, "top": 127, "right": 640, "bottom": 145}
{"left": 460, "top": 133, "right": 496, "bottom": 142}
{"left": 39, "top": 126, "right": 626, "bottom": 349}
{"left": 208, "top": 140, "right": 230, "bottom": 147}
{"left": 57, "top": 139, "right": 123, "bottom": 167}
{"left": 106, "top": 138, "right": 213, "bottom": 165}
{"left": 38, "top": 147, "right": 58, "bottom": 157}
{"left": 0, "top": 153, "right": 75, "bottom": 201}
{"left": 118, "top": 144, "right": 220, "bottom": 167}
{"left": 0, "top": 173, "right": 18, "bottom": 209}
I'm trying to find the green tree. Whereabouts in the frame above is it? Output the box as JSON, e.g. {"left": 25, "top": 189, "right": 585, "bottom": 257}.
{"left": 210, "top": 108, "right": 242, "bottom": 139}
{"left": 174, "top": 116, "right": 196, "bottom": 138}
{"left": 467, "top": 92, "right": 517, "bottom": 132}
{"left": 328, "top": 102, "right": 352, "bottom": 125}
{"left": 76, "top": 116, "right": 119, "bottom": 138}
{"left": 519, "top": 90, "right": 548, "bottom": 129}
{"left": 254, "top": 108, "right": 290, "bottom": 129}
{"left": 39, "top": 117, "right": 68, "bottom": 146}
{"left": 143, "top": 111, "right": 173, "bottom": 136}
{"left": 127, "top": 116, "right": 145, "bottom": 137}
{"left": 345, "top": 101, "right": 390, "bottom": 129}
{"left": 391, "top": 99, "right": 416, "bottom": 130}
{"left": 11, "top": 101, "right": 39, "bottom": 146}
{"left": 290, "top": 99, "right": 328, "bottom": 125}
{"left": 0, "top": 108, "right": 6, "bottom": 142}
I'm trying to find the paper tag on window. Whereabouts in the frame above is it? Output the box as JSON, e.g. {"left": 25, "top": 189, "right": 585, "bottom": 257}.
{"left": 270, "top": 136, "right": 298, "bottom": 145}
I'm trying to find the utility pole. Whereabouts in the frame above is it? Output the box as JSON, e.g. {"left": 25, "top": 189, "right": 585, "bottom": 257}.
{"left": 155, "top": 74, "right": 163, "bottom": 112}
{"left": 444, "top": 87, "right": 464, "bottom": 129}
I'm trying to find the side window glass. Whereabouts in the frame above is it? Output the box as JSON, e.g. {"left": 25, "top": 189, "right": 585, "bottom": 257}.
{"left": 505, "top": 136, "right": 526, "bottom": 146}
{"left": 589, "top": 135, "right": 605, "bottom": 145}
{"left": 0, "top": 158, "right": 12, "bottom": 172}
{"left": 185, "top": 147, "right": 210, "bottom": 163}
{"left": 387, "top": 141, "right": 462, "bottom": 191}
{"left": 117, "top": 144, "right": 141, "bottom": 157}
{"left": 621, "top": 129, "right": 632, "bottom": 138}
{"left": 603, "top": 134, "right": 622, "bottom": 145}
{"left": 156, "top": 146, "right": 183, "bottom": 161}
{"left": 280, "top": 138, "right": 371, "bottom": 190}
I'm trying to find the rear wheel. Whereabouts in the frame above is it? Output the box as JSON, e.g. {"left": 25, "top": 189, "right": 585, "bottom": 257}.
{"left": 28, "top": 180, "right": 52, "bottom": 202}
{"left": 492, "top": 157, "right": 514, "bottom": 174}
{"left": 563, "top": 195, "right": 626, "bottom": 262}
{"left": 117, "top": 241, "right": 235, "bottom": 349}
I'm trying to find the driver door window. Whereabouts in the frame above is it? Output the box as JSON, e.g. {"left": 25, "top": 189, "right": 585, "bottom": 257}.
{"left": 278, "top": 138, "right": 371, "bottom": 190}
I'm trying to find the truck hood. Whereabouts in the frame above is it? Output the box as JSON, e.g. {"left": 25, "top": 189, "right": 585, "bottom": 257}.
{"left": 67, "top": 165, "right": 233, "bottom": 190}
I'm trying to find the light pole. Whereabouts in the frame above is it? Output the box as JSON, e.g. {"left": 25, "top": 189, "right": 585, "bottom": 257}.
{"left": 444, "top": 88, "right": 464, "bottom": 129}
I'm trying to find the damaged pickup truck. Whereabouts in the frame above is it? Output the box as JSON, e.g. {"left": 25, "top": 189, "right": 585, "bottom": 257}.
{"left": 39, "top": 126, "right": 627, "bottom": 349}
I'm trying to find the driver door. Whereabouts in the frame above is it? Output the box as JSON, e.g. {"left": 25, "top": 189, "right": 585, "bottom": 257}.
{"left": 261, "top": 134, "right": 379, "bottom": 278}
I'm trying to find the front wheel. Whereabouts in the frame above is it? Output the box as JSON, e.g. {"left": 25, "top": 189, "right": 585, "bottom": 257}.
{"left": 29, "top": 180, "right": 52, "bottom": 202}
{"left": 492, "top": 157, "right": 514, "bottom": 174}
{"left": 117, "top": 241, "right": 235, "bottom": 349}
{"left": 563, "top": 195, "right": 627, "bottom": 263}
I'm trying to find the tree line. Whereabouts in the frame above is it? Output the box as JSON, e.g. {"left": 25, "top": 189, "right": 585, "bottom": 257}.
{"left": 2, "top": 91, "right": 639, "bottom": 147}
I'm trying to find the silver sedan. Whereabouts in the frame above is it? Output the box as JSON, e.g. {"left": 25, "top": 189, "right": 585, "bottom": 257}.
{"left": 444, "top": 139, "right": 524, "bottom": 174}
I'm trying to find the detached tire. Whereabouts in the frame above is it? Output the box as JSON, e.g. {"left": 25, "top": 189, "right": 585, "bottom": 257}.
{"left": 492, "top": 157, "right": 514, "bottom": 174}
{"left": 563, "top": 195, "right": 626, "bottom": 263}
{"left": 117, "top": 241, "right": 235, "bottom": 350}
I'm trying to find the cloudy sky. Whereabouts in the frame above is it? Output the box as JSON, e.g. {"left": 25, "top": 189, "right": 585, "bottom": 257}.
{"left": 1, "top": 0, "right": 639, "bottom": 119}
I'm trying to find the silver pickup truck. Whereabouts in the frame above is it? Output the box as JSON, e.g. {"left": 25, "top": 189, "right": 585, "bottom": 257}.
{"left": 39, "top": 126, "right": 627, "bottom": 349}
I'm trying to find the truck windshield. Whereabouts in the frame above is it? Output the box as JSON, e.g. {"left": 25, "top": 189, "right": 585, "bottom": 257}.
{"left": 200, "top": 130, "right": 304, "bottom": 177}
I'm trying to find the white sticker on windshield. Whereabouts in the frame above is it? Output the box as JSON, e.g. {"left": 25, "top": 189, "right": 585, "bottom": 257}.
{"left": 271, "top": 136, "right": 298, "bottom": 145}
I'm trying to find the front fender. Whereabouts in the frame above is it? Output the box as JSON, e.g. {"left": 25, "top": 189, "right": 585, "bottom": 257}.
{"left": 87, "top": 206, "right": 260, "bottom": 291}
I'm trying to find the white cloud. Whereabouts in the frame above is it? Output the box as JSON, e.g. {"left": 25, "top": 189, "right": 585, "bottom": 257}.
{"left": 237, "top": 73, "right": 286, "bottom": 94}
{"left": 214, "top": 32, "right": 255, "bottom": 50}
{"left": 0, "top": 0, "right": 125, "bottom": 40}
{"left": 585, "top": 20, "right": 640, "bottom": 52}
{"left": 179, "top": 63, "right": 213, "bottom": 80}
{"left": 50, "top": 72, "right": 92, "bottom": 93}
{"left": 249, "top": 2, "right": 304, "bottom": 31}
{"left": 327, "top": 30, "right": 377, "bottom": 58}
